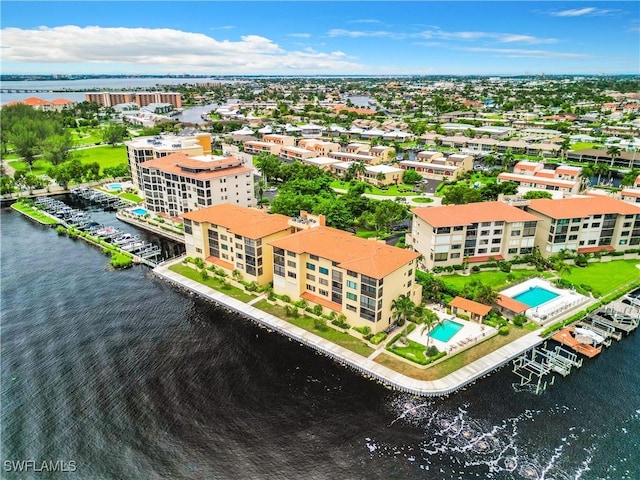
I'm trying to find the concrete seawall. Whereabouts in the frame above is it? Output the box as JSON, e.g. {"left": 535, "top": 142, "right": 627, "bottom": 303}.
{"left": 153, "top": 258, "right": 545, "bottom": 397}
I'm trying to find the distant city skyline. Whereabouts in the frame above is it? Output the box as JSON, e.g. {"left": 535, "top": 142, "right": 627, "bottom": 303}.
{"left": 1, "top": 1, "right": 638, "bottom": 76}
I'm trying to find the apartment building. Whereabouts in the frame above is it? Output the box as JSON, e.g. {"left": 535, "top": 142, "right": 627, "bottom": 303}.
{"left": 138, "top": 153, "right": 254, "bottom": 216}
{"left": 497, "top": 161, "right": 582, "bottom": 194}
{"left": 126, "top": 134, "right": 211, "bottom": 189}
{"left": 621, "top": 175, "right": 640, "bottom": 204}
{"left": 182, "top": 204, "right": 294, "bottom": 285}
{"left": 297, "top": 138, "right": 341, "bottom": 156}
{"left": 410, "top": 202, "right": 539, "bottom": 269}
{"left": 243, "top": 134, "right": 295, "bottom": 156}
{"left": 269, "top": 221, "right": 421, "bottom": 333}
{"left": 85, "top": 92, "right": 182, "bottom": 108}
{"left": 399, "top": 153, "right": 472, "bottom": 181}
{"left": 525, "top": 196, "right": 640, "bottom": 254}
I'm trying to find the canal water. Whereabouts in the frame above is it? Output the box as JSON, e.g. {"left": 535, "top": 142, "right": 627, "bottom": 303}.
{"left": 1, "top": 208, "right": 639, "bottom": 479}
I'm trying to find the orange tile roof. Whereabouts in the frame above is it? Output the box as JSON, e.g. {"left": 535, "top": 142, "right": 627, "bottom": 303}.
{"left": 141, "top": 152, "right": 252, "bottom": 180}
{"left": 206, "top": 255, "right": 233, "bottom": 270}
{"left": 301, "top": 292, "right": 342, "bottom": 312}
{"left": 496, "top": 294, "right": 529, "bottom": 314}
{"left": 449, "top": 296, "right": 492, "bottom": 316}
{"left": 269, "top": 226, "right": 419, "bottom": 279}
{"left": 468, "top": 254, "right": 504, "bottom": 263}
{"left": 413, "top": 201, "right": 539, "bottom": 228}
{"left": 621, "top": 189, "right": 640, "bottom": 198}
{"left": 514, "top": 161, "right": 539, "bottom": 170}
{"left": 498, "top": 172, "right": 577, "bottom": 188}
{"left": 184, "top": 203, "right": 291, "bottom": 239}
{"left": 51, "top": 98, "right": 75, "bottom": 105}
{"left": 22, "top": 97, "right": 51, "bottom": 106}
{"left": 528, "top": 196, "right": 640, "bottom": 219}
{"left": 577, "top": 245, "right": 615, "bottom": 254}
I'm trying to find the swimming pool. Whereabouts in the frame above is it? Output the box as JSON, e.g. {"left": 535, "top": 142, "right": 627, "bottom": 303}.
{"left": 107, "top": 183, "right": 122, "bottom": 191}
{"left": 429, "top": 319, "right": 464, "bottom": 343}
{"left": 512, "top": 286, "right": 559, "bottom": 308}
{"left": 131, "top": 207, "right": 149, "bottom": 216}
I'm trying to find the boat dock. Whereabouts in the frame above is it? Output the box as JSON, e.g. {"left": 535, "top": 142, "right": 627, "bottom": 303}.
{"left": 512, "top": 343, "right": 583, "bottom": 394}
{"left": 70, "top": 187, "right": 131, "bottom": 211}
{"left": 33, "top": 196, "right": 163, "bottom": 267}
{"left": 551, "top": 327, "right": 603, "bottom": 358}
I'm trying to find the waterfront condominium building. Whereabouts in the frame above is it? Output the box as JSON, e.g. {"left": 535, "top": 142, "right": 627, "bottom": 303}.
{"left": 85, "top": 92, "right": 182, "bottom": 109}
{"left": 409, "top": 201, "right": 539, "bottom": 270}
{"left": 525, "top": 196, "right": 640, "bottom": 255}
{"left": 182, "top": 204, "right": 294, "bottom": 285}
{"left": 269, "top": 220, "right": 422, "bottom": 333}
{"left": 125, "top": 134, "right": 212, "bottom": 189}
{"left": 138, "top": 153, "right": 255, "bottom": 217}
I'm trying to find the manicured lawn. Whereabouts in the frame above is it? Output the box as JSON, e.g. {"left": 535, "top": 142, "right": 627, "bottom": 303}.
{"left": 253, "top": 299, "right": 374, "bottom": 357}
{"left": 387, "top": 339, "right": 429, "bottom": 364}
{"left": 169, "top": 264, "right": 257, "bottom": 303}
{"left": 331, "top": 180, "right": 417, "bottom": 196}
{"left": 571, "top": 142, "right": 604, "bottom": 150}
{"left": 411, "top": 197, "right": 433, "bottom": 203}
{"left": 75, "top": 145, "right": 127, "bottom": 170}
{"left": 70, "top": 128, "right": 104, "bottom": 146}
{"left": 374, "top": 326, "right": 531, "bottom": 380}
{"left": 441, "top": 269, "right": 551, "bottom": 291}
{"left": 8, "top": 145, "right": 127, "bottom": 177}
{"left": 559, "top": 259, "right": 640, "bottom": 297}
{"left": 11, "top": 202, "right": 59, "bottom": 225}
{"left": 8, "top": 159, "right": 52, "bottom": 175}
{"left": 118, "top": 192, "right": 144, "bottom": 203}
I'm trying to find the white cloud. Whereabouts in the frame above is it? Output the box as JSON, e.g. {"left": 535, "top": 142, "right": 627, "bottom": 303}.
{"left": 328, "top": 27, "right": 556, "bottom": 44}
{"left": 0, "top": 25, "right": 363, "bottom": 73}
{"left": 462, "top": 47, "right": 589, "bottom": 59}
{"left": 288, "top": 33, "right": 312, "bottom": 38}
{"left": 549, "top": 7, "right": 615, "bottom": 17}
{"left": 209, "top": 25, "right": 235, "bottom": 30}
{"left": 327, "top": 28, "right": 402, "bottom": 39}
{"left": 349, "top": 19, "right": 383, "bottom": 24}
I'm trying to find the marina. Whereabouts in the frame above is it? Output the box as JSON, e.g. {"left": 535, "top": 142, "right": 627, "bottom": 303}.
{"left": 33, "top": 196, "right": 163, "bottom": 266}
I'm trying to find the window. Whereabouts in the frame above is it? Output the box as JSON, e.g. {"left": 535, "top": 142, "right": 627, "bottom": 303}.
{"left": 452, "top": 244, "right": 461, "bottom": 250}
{"left": 346, "top": 280, "right": 357, "bottom": 289}
{"left": 346, "top": 292, "right": 357, "bottom": 301}
{"left": 346, "top": 304, "right": 357, "bottom": 312}
{"left": 287, "top": 271, "right": 297, "bottom": 279}
{"left": 310, "top": 254, "right": 319, "bottom": 261}
{"left": 306, "top": 273, "right": 315, "bottom": 281}
{"left": 306, "top": 262, "right": 316, "bottom": 270}
{"left": 347, "top": 270, "right": 357, "bottom": 277}
{"left": 287, "top": 251, "right": 296, "bottom": 257}
{"left": 511, "top": 230, "right": 521, "bottom": 237}
{"left": 434, "top": 252, "right": 447, "bottom": 261}
{"left": 287, "top": 260, "right": 296, "bottom": 268}
{"left": 306, "top": 284, "right": 316, "bottom": 292}
{"left": 319, "top": 278, "right": 329, "bottom": 286}
{"left": 451, "top": 252, "right": 461, "bottom": 258}
{"left": 319, "top": 267, "right": 329, "bottom": 275}
{"left": 508, "top": 248, "right": 517, "bottom": 254}
{"left": 319, "top": 289, "right": 328, "bottom": 297}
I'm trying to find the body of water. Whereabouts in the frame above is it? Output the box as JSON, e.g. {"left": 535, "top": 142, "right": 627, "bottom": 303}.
{"left": 1, "top": 207, "right": 639, "bottom": 479}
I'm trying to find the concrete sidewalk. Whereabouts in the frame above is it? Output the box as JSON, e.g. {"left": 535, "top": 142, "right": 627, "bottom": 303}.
{"left": 153, "top": 257, "right": 545, "bottom": 396}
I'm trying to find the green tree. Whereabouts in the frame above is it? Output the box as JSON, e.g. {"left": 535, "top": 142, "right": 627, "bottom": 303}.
{"left": 606, "top": 145, "right": 621, "bottom": 167}
{"left": 473, "top": 285, "right": 498, "bottom": 306}
{"left": 442, "top": 184, "right": 482, "bottom": 205}
{"left": 255, "top": 152, "right": 281, "bottom": 183}
{"left": 9, "top": 122, "right": 41, "bottom": 168}
{"left": 402, "top": 169, "right": 423, "bottom": 184}
{"left": 101, "top": 123, "right": 128, "bottom": 146}
{"left": 621, "top": 168, "right": 640, "bottom": 187}
{"left": 42, "top": 131, "right": 74, "bottom": 165}
{"left": 592, "top": 162, "right": 609, "bottom": 185}
{"left": 391, "top": 294, "right": 415, "bottom": 325}
{"left": 373, "top": 200, "right": 407, "bottom": 233}
{"left": 419, "top": 309, "right": 441, "bottom": 349}
{"left": 522, "top": 190, "right": 553, "bottom": 199}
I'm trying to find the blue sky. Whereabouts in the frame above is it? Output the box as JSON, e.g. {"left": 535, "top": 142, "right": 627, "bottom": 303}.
{"left": 1, "top": 1, "right": 638, "bottom": 75}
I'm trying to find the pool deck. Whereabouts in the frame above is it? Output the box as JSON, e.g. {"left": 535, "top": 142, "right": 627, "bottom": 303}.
{"left": 153, "top": 256, "right": 548, "bottom": 397}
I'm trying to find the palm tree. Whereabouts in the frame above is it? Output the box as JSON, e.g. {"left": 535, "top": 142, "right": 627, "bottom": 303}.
{"left": 607, "top": 145, "right": 622, "bottom": 167}
{"left": 593, "top": 162, "right": 609, "bottom": 186}
{"left": 621, "top": 168, "right": 640, "bottom": 187}
{"left": 232, "top": 269, "right": 243, "bottom": 282}
{"left": 255, "top": 179, "right": 266, "bottom": 206}
{"left": 391, "top": 294, "right": 415, "bottom": 326}
{"left": 559, "top": 137, "right": 571, "bottom": 161}
{"left": 502, "top": 148, "right": 516, "bottom": 170}
{"left": 579, "top": 163, "right": 595, "bottom": 190}
{"left": 419, "top": 309, "right": 441, "bottom": 349}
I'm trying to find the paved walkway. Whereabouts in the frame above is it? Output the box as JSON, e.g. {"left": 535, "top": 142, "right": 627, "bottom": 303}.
{"left": 153, "top": 257, "right": 546, "bottom": 397}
